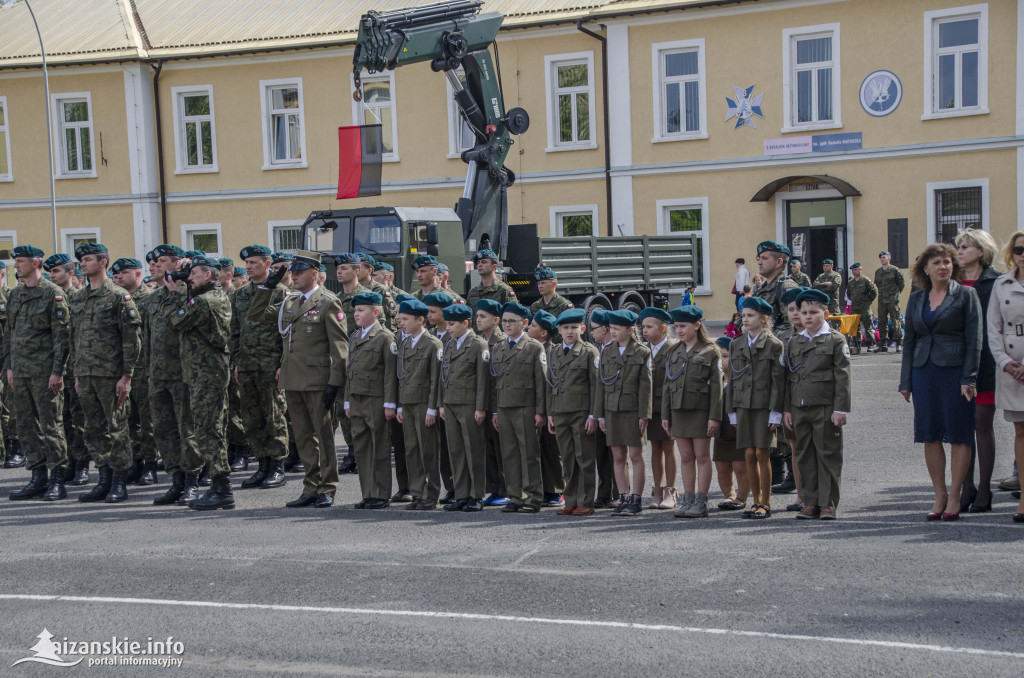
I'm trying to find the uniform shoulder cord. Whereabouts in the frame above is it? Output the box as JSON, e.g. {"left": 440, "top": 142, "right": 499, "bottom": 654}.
{"left": 598, "top": 344, "right": 622, "bottom": 386}
{"left": 785, "top": 334, "right": 804, "bottom": 373}
{"left": 665, "top": 342, "right": 687, "bottom": 381}
{"left": 440, "top": 336, "right": 455, "bottom": 384}
{"left": 543, "top": 345, "right": 562, "bottom": 388}
{"left": 729, "top": 341, "right": 750, "bottom": 379}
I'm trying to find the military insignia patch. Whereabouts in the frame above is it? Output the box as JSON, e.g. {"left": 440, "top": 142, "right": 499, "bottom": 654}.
{"left": 437, "top": 347, "right": 444, "bottom": 361}
{"left": 841, "top": 342, "right": 851, "bottom": 358}
{"left": 594, "top": 355, "right": 600, "bottom": 368}
{"left": 124, "top": 294, "right": 131, "bottom": 301}
{"left": 646, "top": 357, "right": 653, "bottom": 372}
{"left": 52, "top": 297, "right": 61, "bottom": 303}
{"left": 481, "top": 349, "right": 491, "bottom": 364}
{"left": 390, "top": 341, "right": 398, "bottom": 355}
{"left": 336, "top": 311, "right": 345, "bottom": 323}
{"left": 539, "top": 352, "right": 547, "bottom": 367}
{"left": 129, "top": 309, "right": 136, "bottom": 317}
{"left": 177, "top": 309, "right": 185, "bottom": 316}
{"left": 188, "top": 298, "right": 195, "bottom": 306}
{"left": 568, "top": 302, "right": 574, "bottom": 308}
{"left": 56, "top": 310, "right": 64, "bottom": 318}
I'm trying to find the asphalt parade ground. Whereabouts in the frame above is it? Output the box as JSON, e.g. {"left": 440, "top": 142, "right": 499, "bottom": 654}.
{"left": 0, "top": 350, "right": 1022, "bottom": 677}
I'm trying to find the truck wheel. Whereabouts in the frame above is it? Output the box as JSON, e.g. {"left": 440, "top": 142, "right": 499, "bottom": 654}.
{"left": 617, "top": 292, "right": 646, "bottom": 315}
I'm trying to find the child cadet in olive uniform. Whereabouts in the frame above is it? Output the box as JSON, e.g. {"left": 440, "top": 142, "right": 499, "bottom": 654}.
{"left": 488, "top": 302, "right": 547, "bottom": 513}
{"left": 775, "top": 286, "right": 811, "bottom": 510}
{"left": 344, "top": 291, "right": 398, "bottom": 509}
{"left": 812, "top": 259, "right": 843, "bottom": 316}
{"left": 713, "top": 335, "right": 748, "bottom": 511}
{"left": 595, "top": 309, "right": 653, "bottom": 516}
{"left": 333, "top": 252, "right": 370, "bottom": 475}
{"left": 726, "top": 296, "right": 785, "bottom": 520}
{"left": 640, "top": 307, "right": 678, "bottom": 510}
{"left": 71, "top": 243, "right": 141, "bottom": 505}
{"left": 232, "top": 245, "right": 289, "bottom": 490}
{"left": 248, "top": 250, "right": 348, "bottom": 509}
{"left": 545, "top": 308, "right": 600, "bottom": 516}
{"left": 660, "top": 305, "right": 723, "bottom": 518}
{"left": 528, "top": 309, "right": 566, "bottom": 506}
{"left": 438, "top": 303, "right": 490, "bottom": 512}
{"left": 588, "top": 309, "right": 619, "bottom": 507}
{"left": 466, "top": 249, "right": 518, "bottom": 308}
{"left": 395, "top": 299, "right": 443, "bottom": 510}
{"left": 846, "top": 263, "right": 878, "bottom": 350}
{"left": 5, "top": 245, "right": 71, "bottom": 501}
{"left": 783, "top": 288, "right": 852, "bottom": 520}
{"left": 475, "top": 298, "right": 509, "bottom": 506}
{"left": 423, "top": 292, "right": 457, "bottom": 502}
{"left": 529, "top": 268, "right": 573, "bottom": 318}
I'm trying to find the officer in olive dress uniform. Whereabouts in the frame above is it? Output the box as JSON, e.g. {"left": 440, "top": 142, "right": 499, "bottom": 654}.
{"left": 789, "top": 258, "right": 812, "bottom": 288}
{"left": 438, "top": 304, "right": 490, "bottom": 512}
{"left": 846, "top": 263, "right": 878, "bottom": 349}
{"left": 529, "top": 268, "right": 573, "bottom": 318}
{"left": 873, "top": 250, "right": 906, "bottom": 352}
{"left": 333, "top": 253, "right": 370, "bottom": 475}
{"left": 545, "top": 308, "right": 600, "bottom": 515}
{"left": 465, "top": 249, "right": 518, "bottom": 309}
{"left": 248, "top": 250, "right": 348, "bottom": 508}
{"left": 488, "top": 302, "right": 546, "bottom": 513}
{"left": 395, "top": 299, "right": 443, "bottom": 509}
{"left": 475, "top": 299, "right": 509, "bottom": 506}
{"left": 344, "top": 291, "right": 398, "bottom": 509}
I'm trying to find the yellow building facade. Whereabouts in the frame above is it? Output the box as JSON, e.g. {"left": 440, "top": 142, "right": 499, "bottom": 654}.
{"left": 0, "top": 0, "right": 1021, "bottom": 320}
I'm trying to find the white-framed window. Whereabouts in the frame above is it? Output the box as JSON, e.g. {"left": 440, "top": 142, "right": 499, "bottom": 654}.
{"left": 269, "top": 220, "right": 303, "bottom": 253}
{"left": 782, "top": 24, "right": 841, "bottom": 132}
{"left": 549, "top": 204, "right": 599, "bottom": 238}
{"left": 657, "top": 198, "right": 710, "bottom": 293}
{"left": 181, "top": 224, "right": 222, "bottom": 258}
{"left": 260, "top": 78, "right": 306, "bottom": 169}
{"left": 651, "top": 39, "right": 707, "bottom": 142}
{"left": 61, "top": 228, "right": 100, "bottom": 257}
{"left": 923, "top": 4, "right": 988, "bottom": 119}
{"left": 544, "top": 52, "right": 597, "bottom": 151}
{"left": 351, "top": 71, "right": 399, "bottom": 162}
{"left": 51, "top": 92, "right": 96, "bottom": 178}
{"left": 0, "top": 97, "right": 12, "bottom": 181}
{"left": 0, "top": 230, "right": 16, "bottom": 265}
{"left": 171, "top": 85, "right": 217, "bottom": 173}
{"left": 926, "top": 179, "right": 989, "bottom": 245}
{"left": 445, "top": 68, "right": 477, "bottom": 158}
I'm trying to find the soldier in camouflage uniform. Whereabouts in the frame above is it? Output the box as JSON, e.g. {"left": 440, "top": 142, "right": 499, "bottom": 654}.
{"left": 334, "top": 253, "right": 369, "bottom": 474}
{"left": 465, "top": 249, "right": 518, "bottom": 309}
{"left": 846, "top": 262, "right": 878, "bottom": 350}
{"left": 70, "top": 243, "right": 141, "bottom": 504}
{"left": 215, "top": 257, "right": 247, "bottom": 472}
{"left": 5, "top": 246, "right": 70, "bottom": 501}
{"left": 356, "top": 254, "right": 398, "bottom": 333}
{"left": 812, "top": 259, "right": 843, "bottom": 315}
{"left": 0, "top": 261, "right": 25, "bottom": 469}
{"left": 873, "top": 250, "right": 905, "bottom": 352}
{"left": 789, "top": 258, "right": 812, "bottom": 288}
{"left": 231, "top": 245, "right": 288, "bottom": 490}
{"left": 373, "top": 261, "right": 405, "bottom": 297}
{"left": 413, "top": 255, "right": 464, "bottom": 304}
{"left": 529, "top": 268, "right": 573, "bottom": 318}
{"left": 168, "top": 255, "right": 235, "bottom": 510}
{"left": 218, "top": 258, "right": 235, "bottom": 296}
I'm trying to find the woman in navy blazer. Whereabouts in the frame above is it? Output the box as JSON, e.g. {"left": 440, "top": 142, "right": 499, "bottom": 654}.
{"left": 898, "top": 243, "right": 982, "bottom": 521}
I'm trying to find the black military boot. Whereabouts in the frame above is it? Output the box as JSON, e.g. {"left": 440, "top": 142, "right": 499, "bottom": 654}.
{"left": 105, "top": 470, "right": 128, "bottom": 503}
{"left": 176, "top": 472, "right": 201, "bottom": 506}
{"left": 139, "top": 462, "right": 158, "bottom": 485}
{"left": 338, "top": 451, "right": 357, "bottom": 475}
{"left": 78, "top": 466, "right": 113, "bottom": 502}
{"left": 71, "top": 459, "right": 91, "bottom": 486}
{"left": 245, "top": 445, "right": 255, "bottom": 463}
{"left": 42, "top": 466, "right": 67, "bottom": 502}
{"left": 198, "top": 464, "right": 212, "bottom": 486}
{"left": 63, "top": 458, "right": 78, "bottom": 483}
{"left": 283, "top": 442, "right": 304, "bottom": 473}
{"left": 228, "top": 444, "right": 248, "bottom": 472}
{"left": 9, "top": 467, "right": 48, "bottom": 500}
{"left": 240, "top": 457, "right": 270, "bottom": 489}
{"left": 154, "top": 471, "right": 185, "bottom": 505}
{"left": 125, "top": 460, "right": 144, "bottom": 484}
{"left": 4, "top": 438, "right": 25, "bottom": 468}
{"left": 192, "top": 473, "right": 235, "bottom": 511}
{"left": 771, "top": 459, "right": 797, "bottom": 494}
{"left": 261, "top": 458, "right": 287, "bottom": 489}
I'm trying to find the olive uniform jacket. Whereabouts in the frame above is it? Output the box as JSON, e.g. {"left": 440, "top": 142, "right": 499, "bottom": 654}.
{"left": 725, "top": 333, "right": 785, "bottom": 413}
{"left": 783, "top": 328, "right": 853, "bottom": 412}
{"left": 69, "top": 279, "right": 141, "bottom": 379}
{"left": 3, "top": 279, "right": 70, "bottom": 377}
{"left": 247, "top": 285, "right": 347, "bottom": 392}
{"left": 438, "top": 331, "right": 489, "bottom": 410}
{"left": 396, "top": 330, "right": 442, "bottom": 412}
{"left": 660, "top": 342, "right": 723, "bottom": 420}
{"left": 594, "top": 337, "right": 652, "bottom": 419}
{"left": 344, "top": 321, "right": 398, "bottom": 406}
{"left": 545, "top": 340, "right": 599, "bottom": 415}
{"left": 648, "top": 338, "right": 677, "bottom": 421}
{"left": 487, "top": 335, "right": 546, "bottom": 415}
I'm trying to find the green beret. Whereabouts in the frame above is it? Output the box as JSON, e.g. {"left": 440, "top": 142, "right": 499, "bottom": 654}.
{"left": 395, "top": 293, "right": 415, "bottom": 304}
{"left": 780, "top": 286, "right": 810, "bottom": 307}
{"left": 183, "top": 249, "right": 206, "bottom": 259}
{"left": 334, "top": 253, "right": 361, "bottom": 265}
{"left": 411, "top": 255, "right": 438, "bottom": 269}
{"left": 143, "top": 276, "right": 153, "bottom": 284}
{"left": 790, "top": 257, "right": 802, "bottom": 265}
{"left": 437, "top": 262, "right": 449, "bottom": 274}
{"left": 0, "top": 261, "right": 5, "bottom": 269}
{"left": 74, "top": 242, "right": 108, "bottom": 260}
{"left": 374, "top": 261, "right": 394, "bottom": 273}
{"left": 239, "top": 244, "right": 272, "bottom": 259}
{"left": 191, "top": 255, "right": 221, "bottom": 269}
{"left": 110, "top": 258, "right": 142, "bottom": 273}
{"left": 556, "top": 308, "right": 586, "bottom": 325}
{"left": 590, "top": 309, "right": 610, "bottom": 327}
{"left": 850, "top": 262, "right": 862, "bottom": 269}
{"left": 153, "top": 244, "right": 186, "bottom": 259}
{"left": 399, "top": 299, "right": 429, "bottom": 317}
{"left": 357, "top": 253, "right": 376, "bottom": 266}
{"left": 638, "top": 307, "right": 672, "bottom": 324}
{"left": 797, "top": 288, "right": 830, "bottom": 307}
{"left": 218, "top": 257, "right": 234, "bottom": 269}
{"left": 606, "top": 309, "right": 638, "bottom": 327}
{"left": 822, "top": 258, "right": 834, "bottom": 265}
{"left": 532, "top": 309, "right": 557, "bottom": 332}
{"left": 318, "top": 264, "right": 326, "bottom": 272}
{"left": 879, "top": 250, "right": 890, "bottom": 257}
{"left": 742, "top": 297, "right": 773, "bottom": 315}
{"left": 422, "top": 292, "right": 454, "bottom": 309}
{"left": 670, "top": 305, "right": 703, "bottom": 323}
{"left": 43, "top": 253, "right": 72, "bottom": 270}
{"left": 534, "top": 268, "right": 557, "bottom": 281}
{"left": 442, "top": 303, "right": 473, "bottom": 322}
{"left": 73, "top": 267, "right": 83, "bottom": 276}
{"left": 501, "top": 302, "right": 530, "bottom": 319}
{"left": 13, "top": 245, "right": 45, "bottom": 258}
{"left": 757, "top": 241, "right": 789, "bottom": 256}
{"left": 145, "top": 250, "right": 157, "bottom": 263}
{"left": 475, "top": 299, "right": 503, "bottom": 317}
{"left": 473, "top": 249, "right": 498, "bottom": 262}
{"left": 271, "top": 252, "right": 294, "bottom": 264}
{"left": 715, "top": 336, "right": 733, "bottom": 350}
{"left": 233, "top": 266, "right": 245, "bottom": 277}
{"left": 352, "top": 291, "right": 382, "bottom": 307}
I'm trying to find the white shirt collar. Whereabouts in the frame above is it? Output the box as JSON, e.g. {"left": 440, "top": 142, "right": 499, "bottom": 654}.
{"left": 455, "top": 332, "right": 470, "bottom": 349}
{"left": 300, "top": 284, "right": 319, "bottom": 302}
{"left": 800, "top": 323, "right": 832, "bottom": 339}
{"left": 508, "top": 334, "right": 523, "bottom": 346}
{"left": 360, "top": 324, "right": 374, "bottom": 338}
{"left": 650, "top": 337, "right": 667, "bottom": 357}
{"left": 562, "top": 341, "right": 575, "bottom": 351}
{"left": 747, "top": 331, "right": 761, "bottom": 347}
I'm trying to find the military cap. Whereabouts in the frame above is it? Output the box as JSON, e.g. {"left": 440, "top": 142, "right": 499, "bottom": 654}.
{"left": 74, "top": 242, "right": 108, "bottom": 260}
{"left": 822, "top": 258, "right": 834, "bottom": 265}
{"left": 352, "top": 291, "right": 383, "bottom": 307}
{"left": 271, "top": 251, "right": 294, "bottom": 264}
{"left": 411, "top": 254, "right": 438, "bottom": 269}
{"left": 780, "top": 286, "right": 811, "bottom": 307}
{"left": 319, "top": 264, "right": 327, "bottom": 272}
{"left": 797, "top": 288, "right": 830, "bottom": 307}
{"left": 183, "top": 249, "right": 206, "bottom": 258}
{"left": 422, "top": 292, "right": 454, "bottom": 309}
{"left": 715, "top": 336, "right": 733, "bottom": 351}
{"left": 233, "top": 266, "right": 245, "bottom": 277}
{"left": 638, "top": 307, "right": 672, "bottom": 324}
{"left": 145, "top": 250, "right": 157, "bottom": 263}
{"left": 669, "top": 305, "right": 703, "bottom": 323}
{"left": 398, "top": 299, "right": 429, "bottom": 318}
{"left": 12, "top": 245, "right": 45, "bottom": 258}
{"left": 556, "top": 308, "right": 586, "bottom": 325}
{"left": 43, "top": 253, "right": 72, "bottom": 270}
{"left": 879, "top": 250, "right": 891, "bottom": 257}
{"left": 475, "top": 299, "right": 503, "bottom": 317}
{"left": 110, "top": 257, "right": 143, "bottom": 273}
{"left": 437, "top": 262, "right": 449, "bottom": 274}
{"left": 0, "top": 261, "right": 6, "bottom": 269}
{"left": 73, "top": 267, "right": 83, "bottom": 276}
{"left": 850, "top": 262, "right": 862, "bottom": 270}
{"left": 501, "top": 302, "right": 530, "bottom": 319}
{"left": 153, "top": 244, "right": 186, "bottom": 259}
{"left": 190, "top": 255, "right": 222, "bottom": 269}
{"left": 534, "top": 268, "right": 557, "bottom": 281}
{"left": 606, "top": 309, "right": 638, "bottom": 327}
{"left": 532, "top": 309, "right": 557, "bottom": 333}
{"left": 442, "top": 304, "right": 473, "bottom": 322}
{"left": 395, "top": 293, "right": 416, "bottom": 304}
{"left": 290, "top": 249, "right": 321, "bottom": 271}
{"left": 590, "top": 308, "right": 610, "bottom": 327}
{"left": 143, "top": 276, "right": 153, "bottom": 284}
{"left": 334, "top": 252, "right": 361, "bottom": 265}
{"left": 356, "top": 253, "right": 376, "bottom": 266}
{"left": 473, "top": 249, "right": 499, "bottom": 262}
{"left": 790, "top": 257, "right": 802, "bottom": 265}
{"left": 239, "top": 244, "right": 272, "bottom": 259}
{"left": 218, "top": 257, "right": 234, "bottom": 270}
{"left": 741, "top": 296, "right": 773, "bottom": 316}
{"left": 374, "top": 261, "right": 394, "bottom": 273}
{"left": 756, "top": 241, "right": 790, "bottom": 257}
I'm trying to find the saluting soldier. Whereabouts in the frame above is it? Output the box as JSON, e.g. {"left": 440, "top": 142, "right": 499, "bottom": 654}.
{"left": 438, "top": 303, "right": 490, "bottom": 512}
{"left": 231, "top": 245, "right": 289, "bottom": 490}
{"left": 395, "top": 299, "right": 443, "bottom": 510}
{"left": 812, "top": 259, "right": 843, "bottom": 315}
{"left": 270, "top": 252, "right": 294, "bottom": 290}
{"left": 71, "top": 243, "right": 141, "bottom": 505}
{"left": 465, "top": 249, "right": 518, "bottom": 309}
{"left": 489, "top": 302, "right": 546, "bottom": 513}
{"left": 5, "top": 246, "right": 70, "bottom": 501}
{"left": 846, "top": 262, "right": 878, "bottom": 350}
{"left": 789, "top": 258, "right": 812, "bottom": 288}
{"left": 873, "top": 250, "right": 906, "bottom": 352}
{"left": 546, "top": 308, "right": 599, "bottom": 516}
{"left": 356, "top": 254, "right": 398, "bottom": 333}
{"left": 475, "top": 299, "right": 509, "bottom": 506}
{"left": 344, "top": 292, "right": 398, "bottom": 509}
{"left": 334, "top": 252, "right": 370, "bottom": 475}
{"left": 529, "top": 268, "right": 573, "bottom": 318}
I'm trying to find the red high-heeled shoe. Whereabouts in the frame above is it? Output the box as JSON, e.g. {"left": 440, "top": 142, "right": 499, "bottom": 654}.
{"left": 941, "top": 511, "right": 960, "bottom": 521}
{"left": 926, "top": 511, "right": 942, "bottom": 521}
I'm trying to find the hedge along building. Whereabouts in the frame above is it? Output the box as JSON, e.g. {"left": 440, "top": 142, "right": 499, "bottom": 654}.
{"left": 0, "top": 0, "right": 1021, "bottom": 321}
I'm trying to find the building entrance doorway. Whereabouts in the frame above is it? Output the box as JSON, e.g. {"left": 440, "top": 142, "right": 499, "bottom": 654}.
{"left": 786, "top": 198, "right": 847, "bottom": 304}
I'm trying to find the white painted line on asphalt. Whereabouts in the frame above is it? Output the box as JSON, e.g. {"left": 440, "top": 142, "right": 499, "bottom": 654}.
{"left": 3, "top": 594, "right": 1023, "bottom": 660}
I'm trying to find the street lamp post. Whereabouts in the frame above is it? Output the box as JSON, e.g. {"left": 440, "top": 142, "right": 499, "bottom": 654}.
{"left": 23, "top": 0, "right": 58, "bottom": 253}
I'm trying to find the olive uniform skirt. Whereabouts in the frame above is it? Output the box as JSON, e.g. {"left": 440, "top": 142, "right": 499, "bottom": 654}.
{"left": 735, "top": 407, "right": 776, "bottom": 449}
{"left": 605, "top": 410, "right": 643, "bottom": 447}
{"left": 713, "top": 421, "right": 744, "bottom": 463}
{"left": 648, "top": 407, "right": 671, "bottom": 442}
{"left": 668, "top": 408, "right": 710, "bottom": 439}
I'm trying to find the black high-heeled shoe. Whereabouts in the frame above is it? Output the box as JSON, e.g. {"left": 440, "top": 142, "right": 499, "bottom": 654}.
{"left": 959, "top": 487, "right": 977, "bottom": 513}
{"left": 969, "top": 491, "right": 992, "bottom": 513}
